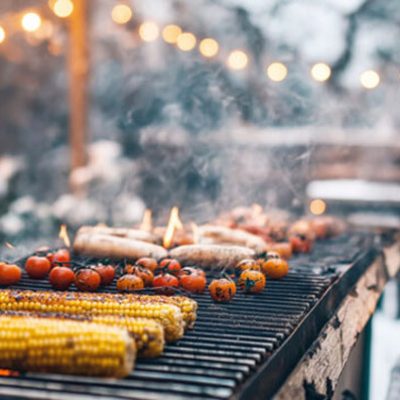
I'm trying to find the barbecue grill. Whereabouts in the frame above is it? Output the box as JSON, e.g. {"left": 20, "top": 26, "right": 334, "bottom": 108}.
{"left": 0, "top": 231, "right": 398, "bottom": 399}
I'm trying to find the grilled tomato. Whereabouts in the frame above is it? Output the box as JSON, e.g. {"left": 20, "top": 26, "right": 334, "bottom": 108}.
{"left": 0, "top": 263, "right": 22, "bottom": 286}
{"left": 116, "top": 274, "right": 144, "bottom": 292}
{"left": 129, "top": 266, "right": 154, "bottom": 287}
{"left": 49, "top": 266, "right": 75, "bottom": 290}
{"left": 52, "top": 249, "right": 71, "bottom": 266}
{"left": 135, "top": 257, "right": 158, "bottom": 272}
{"left": 159, "top": 258, "right": 182, "bottom": 275}
{"left": 179, "top": 269, "right": 206, "bottom": 293}
{"left": 235, "top": 259, "right": 260, "bottom": 277}
{"left": 261, "top": 258, "right": 289, "bottom": 279}
{"left": 25, "top": 256, "right": 51, "bottom": 279}
{"left": 94, "top": 264, "right": 115, "bottom": 286}
{"left": 153, "top": 273, "right": 179, "bottom": 294}
{"left": 75, "top": 268, "right": 101, "bottom": 291}
{"left": 209, "top": 278, "right": 236, "bottom": 302}
{"left": 238, "top": 270, "right": 266, "bottom": 293}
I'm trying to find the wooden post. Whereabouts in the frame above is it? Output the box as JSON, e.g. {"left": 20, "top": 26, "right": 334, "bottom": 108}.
{"left": 68, "top": 0, "right": 89, "bottom": 191}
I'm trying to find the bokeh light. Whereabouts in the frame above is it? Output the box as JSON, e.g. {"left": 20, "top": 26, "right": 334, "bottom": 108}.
{"left": 267, "top": 62, "right": 288, "bottom": 82}
{"left": 199, "top": 38, "right": 219, "bottom": 58}
{"left": 309, "top": 199, "right": 327, "bottom": 215}
{"left": 360, "top": 70, "right": 380, "bottom": 89}
{"left": 176, "top": 32, "right": 197, "bottom": 51}
{"left": 227, "top": 50, "right": 248, "bottom": 70}
{"left": 139, "top": 21, "right": 159, "bottom": 42}
{"left": 22, "top": 12, "right": 42, "bottom": 32}
{"left": 310, "top": 63, "right": 331, "bottom": 82}
{"left": 111, "top": 4, "right": 132, "bottom": 25}
{"left": 162, "top": 24, "right": 181, "bottom": 44}
{"left": 0, "top": 26, "right": 5, "bottom": 44}
{"left": 53, "top": 0, "right": 74, "bottom": 18}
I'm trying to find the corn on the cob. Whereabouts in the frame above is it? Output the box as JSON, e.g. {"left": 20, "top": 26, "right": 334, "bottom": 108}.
{"left": 0, "top": 311, "right": 164, "bottom": 358}
{"left": 0, "top": 290, "right": 184, "bottom": 342}
{"left": 0, "top": 315, "right": 135, "bottom": 378}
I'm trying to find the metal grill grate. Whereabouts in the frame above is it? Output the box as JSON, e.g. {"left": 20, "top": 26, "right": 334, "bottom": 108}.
{"left": 0, "top": 232, "right": 379, "bottom": 399}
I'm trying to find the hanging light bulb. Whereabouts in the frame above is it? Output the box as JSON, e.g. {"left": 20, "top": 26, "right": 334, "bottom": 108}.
{"left": 139, "top": 21, "right": 159, "bottom": 42}
{"left": 199, "top": 38, "right": 219, "bottom": 58}
{"left": 22, "top": 12, "right": 42, "bottom": 32}
{"left": 227, "top": 50, "right": 248, "bottom": 70}
{"left": 53, "top": 0, "right": 74, "bottom": 18}
{"left": 360, "top": 70, "right": 380, "bottom": 89}
{"left": 162, "top": 24, "right": 181, "bottom": 44}
{"left": 0, "top": 26, "right": 5, "bottom": 43}
{"left": 176, "top": 32, "right": 196, "bottom": 51}
{"left": 310, "top": 62, "right": 331, "bottom": 82}
{"left": 111, "top": 4, "right": 132, "bottom": 25}
{"left": 266, "top": 62, "right": 288, "bottom": 82}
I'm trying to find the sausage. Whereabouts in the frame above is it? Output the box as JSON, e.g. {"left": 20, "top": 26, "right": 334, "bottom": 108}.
{"left": 73, "top": 232, "right": 168, "bottom": 260}
{"left": 169, "top": 244, "right": 256, "bottom": 269}
{"left": 197, "top": 225, "right": 268, "bottom": 254}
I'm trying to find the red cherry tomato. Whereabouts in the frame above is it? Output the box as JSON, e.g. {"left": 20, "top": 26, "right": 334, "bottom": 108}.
{"left": 25, "top": 256, "right": 52, "bottom": 279}
{"left": 178, "top": 267, "right": 206, "bottom": 279}
{"left": 75, "top": 269, "right": 101, "bottom": 292}
{"left": 209, "top": 278, "right": 236, "bottom": 302}
{"left": 153, "top": 273, "right": 179, "bottom": 294}
{"left": 52, "top": 249, "right": 71, "bottom": 266}
{"left": 116, "top": 274, "right": 144, "bottom": 292}
{"left": 180, "top": 272, "right": 206, "bottom": 293}
{"left": 159, "top": 259, "right": 182, "bottom": 275}
{"left": 135, "top": 257, "right": 158, "bottom": 272}
{"left": 0, "top": 263, "right": 22, "bottom": 286}
{"left": 94, "top": 264, "right": 115, "bottom": 286}
{"left": 49, "top": 267, "right": 75, "bottom": 290}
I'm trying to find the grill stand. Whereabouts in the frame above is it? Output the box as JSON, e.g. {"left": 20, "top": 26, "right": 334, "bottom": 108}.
{"left": 275, "top": 235, "right": 400, "bottom": 400}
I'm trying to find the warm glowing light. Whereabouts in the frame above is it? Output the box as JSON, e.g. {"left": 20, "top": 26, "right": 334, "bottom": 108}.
{"left": 0, "top": 370, "right": 18, "bottom": 377}
{"left": 227, "top": 50, "right": 248, "bottom": 70}
{"left": 139, "top": 21, "right": 159, "bottom": 42}
{"left": 53, "top": 0, "right": 74, "bottom": 18}
{"left": 59, "top": 224, "right": 71, "bottom": 247}
{"left": 4, "top": 242, "right": 15, "bottom": 250}
{"left": 310, "top": 62, "right": 331, "bottom": 82}
{"left": 310, "top": 199, "right": 327, "bottom": 215}
{"left": 176, "top": 32, "right": 196, "bottom": 51}
{"left": 163, "top": 207, "right": 183, "bottom": 248}
{"left": 360, "top": 70, "right": 380, "bottom": 89}
{"left": 162, "top": 24, "right": 181, "bottom": 44}
{"left": 199, "top": 38, "right": 219, "bottom": 58}
{"left": 140, "top": 209, "right": 153, "bottom": 231}
{"left": 111, "top": 4, "right": 132, "bottom": 25}
{"left": 267, "top": 62, "right": 288, "bottom": 82}
{"left": 0, "top": 26, "right": 6, "bottom": 44}
{"left": 22, "top": 12, "right": 42, "bottom": 32}
{"left": 191, "top": 222, "right": 199, "bottom": 244}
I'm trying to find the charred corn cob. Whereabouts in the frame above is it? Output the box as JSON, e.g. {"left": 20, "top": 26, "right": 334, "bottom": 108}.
{"left": 0, "top": 290, "right": 184, "bottom": 342}
{"left": 0, "top": 315, "right": 135, "bottom": 378}
{"left": 0, "top": 311, "right": 164, "bottom": 358}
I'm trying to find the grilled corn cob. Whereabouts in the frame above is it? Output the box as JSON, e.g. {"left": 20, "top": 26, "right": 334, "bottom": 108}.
{"left": 0, "top": 315, "right": 135, "bottom": 378}
{"left": 0, "top": 290, "right": 184, "bottom": 342}
{"left": 0, "top": 311, "right": 164, "bottom": 358}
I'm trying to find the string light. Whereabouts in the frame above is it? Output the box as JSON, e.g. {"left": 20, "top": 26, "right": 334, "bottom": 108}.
{"left": 111, "top": 4, "right": 132, "bottom": 25}
{"left": 53, "top": 0, "right": 74, "bottom": 18}
{"left": 21, "top": 12, "right": 42, "bottom": 32}
{"left": 139, "top": 21, "right": 159, "bottom": 42}
{"left": 199, "top": 38, "right": 219, "bottom": 58}
{"left": 310, "top": 62, "right": 331, "bottom": 82}
{"left": 162, "top": 24, "right": 181, "bottom": 44}
{"left": 360, "top": 69, "right": 380, "bottom": 89}
{"left": 309, "top": 199, "right": 326, "bottom": 215}
{"left": 0, "top": 26, "right": 5, "bottom": 44}
{"left": 227, "top": 50, "right": 248, "bottom": 70}
{"left": 176, "top": 32, "right": 196, "bottom": 51}
{"left": 267, "top": 62, "right": 287, "bottom": 82}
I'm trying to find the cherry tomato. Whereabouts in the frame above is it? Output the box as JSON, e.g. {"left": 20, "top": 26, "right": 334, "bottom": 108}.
{"left": 180, "top": 272, "right": 206, "bottom": 293}
{"left": 209, "top": 278, "right": 236, "bottom": 302}
{"left": 178, "top": 266, "right": 206, "bottom": 279}
{"left": 75, "top": 269, "right": 101, "bottom": 291}
{"left": 235, "top": 259, "right": 260, "bottom": 277}
{"left": 261, "top": 258, "right": 289, "bottom": 279}
{"left": 135, "top": 257, "right": 158, "bottom": 272}
{"left": 266, "top": 242, "right": 293, "bottom": 259}
{"left": 49, "top": 267, "right": 75, "bottom": 290}
{"left": 127, "top": 266, "right": 154, "bottom": 287}
{"left": 238, "top": 270, "right": 266, "bottom": 293}
{"left": 153, "top": 273, "right": 179, "bottom": 294}
{"left": 116, "top": 274, "right": 144, "bottom": 292}
{"left": 52, "top": 249, "right": 71, "bottom": 266}
{"left": 25, "top": 256, "right": 51, "bottom": 279}
{"left": 159, "top": 258, "right": 182, "bottom": 275}
{"left": 94, "top": 264, "right": 115, "bottom": 286}
{"left": 0, "top": 263, "right": 22, "bottom": 286}
{"left": 289, "top": 234, "right": 313, "bottom": 253}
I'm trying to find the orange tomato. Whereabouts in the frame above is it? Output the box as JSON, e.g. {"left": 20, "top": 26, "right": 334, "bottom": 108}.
{"left": 75, "top": 269, "right": 101, "bottom": 291}
{"left": 159, "top": 258, "right": 182, "bottom": 275}
{"left": 209, "top": 278, "right": 236, "bottom": 302}
{"left": 238, "top": 270, "right": 266, "bottom": 293}
{"left": 0, "top": 263, "right": 22, "bottom": 286}
{"left": 25, "top": 256, "right": 51, "bottom": 279}
{"left": 94, "top": 264, "right": 115, "bottom": 286}
{"left": 235, "top": 259, "right": 260, "bottom": 277}
{"left": 129, "top": 266, "right": 154, "bottom": 287}
{"left": 180, "top": 272, "right": 206, "bottom": 293}
{"left": 135, "top": 257, "right": 158, "bottom": 272}
{"left": 153, "top": 273, "right": 179, "bottom": 294}
{"left": 116, "top": 274, "right": 144, "bottom": 292}
{"left": 49, "top": 266, "right": 75, "bottom": 290}
{"left": 261, "top": 258, "right": 289, "bottom": 279}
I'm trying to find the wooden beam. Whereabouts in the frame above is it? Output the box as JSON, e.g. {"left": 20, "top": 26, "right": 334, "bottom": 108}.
{"left": 68, "top": 0, "right": 89, "bottom": 187}
{"left": 275, "top": 237, "right": 400, "bottom": 399}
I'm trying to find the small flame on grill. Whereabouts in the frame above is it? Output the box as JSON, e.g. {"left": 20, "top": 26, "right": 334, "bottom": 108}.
{"left": 59, "top": 224, "right": 71, "bottom": 248}
{"left": 4, "top": 242, "right": 15, "bottom": 250}
{"left": 0, "top": 369, "right": 18, "bottom": 376}
{"left": 140, "top": 209, "right": 153, "bottom": 231}
{"left": 163, "top": 207, "right": 183, "bottom": 248}
{"left": 191, "top": 222, "right": 199, "bottom": 244}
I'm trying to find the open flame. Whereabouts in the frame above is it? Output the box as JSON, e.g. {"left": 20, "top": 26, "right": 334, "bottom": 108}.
{"left": 59, "top": 224, "right": 71, "bottom": 248}
{"left": 0, "top": 369, "right": 18, "bottom": 376}
{"left": 4, "top": 242, "right": 15, "bottom": 250}
{"left": 140, "top": 209, "right": 153, "bottom": 231}
{"left": 163, "top": 207, "right": 183, "bottom": 248}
